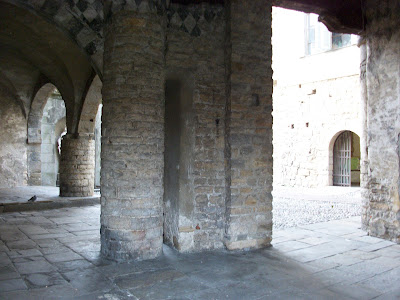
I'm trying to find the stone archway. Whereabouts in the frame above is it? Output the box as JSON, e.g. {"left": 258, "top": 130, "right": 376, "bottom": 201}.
{"left": 40, "top": 93, "right": 66, "bottom": 186}
{"left": 1, "top": 0, "right": 104, "bottom": 77}
{"left": 59, "top": 75, "right": 102, "bottom": 197}
{"left": 26, "top": 83, "right": 57, "bottom": 185}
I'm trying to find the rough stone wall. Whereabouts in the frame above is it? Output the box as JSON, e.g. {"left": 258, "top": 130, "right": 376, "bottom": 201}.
{"left": 59, "top": 135, "right": 95, "bottom": 197}
{"left": 272, "top": 8, "right": 362, "bottom": 188}
{"left": 224, "top": 0, "right": 273, "bottom": 250}
{"left": 27, "top": 144, "right": 41, "bottom": 186}
{"left": 273, "top": 76, "right": 362, "bottom": 187}
{"left": 27, "top": 83, "right": 56, "bottom": 186}
{"left": 0, "top": 91, "right": 27, "bottom": 188}
{"left": 164, "top": 3, "right": 226, "bottom": 252}
{"left": 41, "top": 97, "right": 66, "bottom": 186}
{"left": 101, "top": 6, "right": 165, "bottom": 260}
{"left": 362, "top": 0, "right": 400, "bottom": 243}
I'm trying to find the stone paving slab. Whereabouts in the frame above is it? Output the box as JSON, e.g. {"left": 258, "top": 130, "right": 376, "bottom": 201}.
{"left": 0, "top": 186, "right": 100, "bottom": 213}
{"left": 0, "top": 205, "right": 399, "bottom": 299}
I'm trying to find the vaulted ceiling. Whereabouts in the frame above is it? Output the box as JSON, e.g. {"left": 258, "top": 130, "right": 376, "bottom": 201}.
{"left": 0, "top": 0, "right": 364, "bottom": 132}
{"left": 0, "top": 1, "right": 96, "bottom": 133}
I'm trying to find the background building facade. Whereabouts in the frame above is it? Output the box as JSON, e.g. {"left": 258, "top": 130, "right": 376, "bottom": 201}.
{"left": 272, "top": 7, "right": 362, "bottom": 188}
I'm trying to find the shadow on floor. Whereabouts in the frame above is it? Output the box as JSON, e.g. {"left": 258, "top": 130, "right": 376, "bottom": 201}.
{"left": 0, "top": 205, "right": 399, "bottom": 299}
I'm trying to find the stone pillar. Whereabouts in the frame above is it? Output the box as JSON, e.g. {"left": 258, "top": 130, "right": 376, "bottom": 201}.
{"left": 359, "top": 37, "right": 370, "bottom": 232}
{"left": 27, "top": 117, "right": 42, "bottom": 186}
{"left": 101, "top": 4, "right": 165, "bottom": 260}
{"left": 27, "top": 144, "right": 41, "bottom": 186}
{"left": 59, "top": 134, "right": 95, "bottom": 197}
{"left": 224, "top": 0, "right": 273, "bottom": 250}
{"left": 362, "top": 0, "right": 400, "bottom": 243}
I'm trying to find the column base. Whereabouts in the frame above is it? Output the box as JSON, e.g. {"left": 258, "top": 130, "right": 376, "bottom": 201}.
{"left": 100, "top": 226, "right": 163, "bottom": 261}
{"left": 224, "top": 236, "right": 271, "bottom": 251}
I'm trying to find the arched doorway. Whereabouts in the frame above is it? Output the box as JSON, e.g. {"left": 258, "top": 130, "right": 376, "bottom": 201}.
{"left": 333, "top": 131, "right": 360, "bottom": 187}
{"left": 40, "top": 90, "right": 66, "bottom": 186}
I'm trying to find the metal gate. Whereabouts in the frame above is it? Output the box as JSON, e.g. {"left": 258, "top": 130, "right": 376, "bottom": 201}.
{"left": 333, "top": 131, "right": 352, "bottom": 186}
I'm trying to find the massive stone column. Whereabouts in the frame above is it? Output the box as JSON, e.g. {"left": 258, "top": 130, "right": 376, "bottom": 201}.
{"left": 224, "top": 0, "right": 273, "bottom": 250}
{"left": 101, "top": 3, "right": 165, "bottom": 260}
{"left": 59, "top": 134, "right": 95, "bottom": 197}
{"left": 362, "top": 1, "right": 400, "bottom": 243}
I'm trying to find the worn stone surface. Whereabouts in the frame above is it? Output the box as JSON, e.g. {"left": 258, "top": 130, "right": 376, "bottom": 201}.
{"left": 101, "top": 6, "right": 165, "bottom": 261}
{"left": 27, "top": 84, "right": 58, "bottom": 186}
{"left": 164, "top": 3, "right": 226, "bottom": 252}
{"left": 41, "top": 95, "right": 66, "bottom": 186}
{"left": 1, "top": 0, "right": 399, "bottom": 265}
{"left": 0, "top": 206, "right": 399, "bottom": 299}
{"left": 224, "top": 0, "right": 273, "bottom": 250}
{"left": 362, "top": 0, "right": 400, "bottom": 243}
{"left": 0, "top": 87, "right": 27, "bottom": 188}
{"left": 59, "top": 135, "right": 95, "bottom": 197}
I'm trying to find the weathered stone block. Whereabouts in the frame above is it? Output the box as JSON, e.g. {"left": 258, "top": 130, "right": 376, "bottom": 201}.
{"left": 59, "top": 135, "right": 95, "bottom": 197}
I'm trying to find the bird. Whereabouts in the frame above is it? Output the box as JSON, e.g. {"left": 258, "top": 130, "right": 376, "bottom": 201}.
{"left": 28, "top": 195, "right": 37, "bottom": 202}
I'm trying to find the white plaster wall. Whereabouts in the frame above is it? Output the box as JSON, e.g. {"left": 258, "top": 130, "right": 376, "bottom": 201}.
{"left": 272, "top": 7, "right": 362, "bottom": 187}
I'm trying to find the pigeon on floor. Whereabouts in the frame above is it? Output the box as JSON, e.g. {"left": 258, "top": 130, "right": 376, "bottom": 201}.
{"left": 28, "top": 195, "right": 37, "bottom": 202}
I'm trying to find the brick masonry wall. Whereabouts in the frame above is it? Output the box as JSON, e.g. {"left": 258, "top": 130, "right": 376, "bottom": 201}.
{"left": 100, "top": 7, "right": 165, "bottom": 260}
{"left": 362, "top": 0, "right": 400, "bottom": 243}
{"left": 59, "top": 135, "right": 95, "bottom": 197}
{"left": 164, "top": 3, "right": 226, "bottom": 252}
{"left": 224, "top": 0, "right": 273, "bottom": 250}
{"left": 100, "top": 1, "right": 274, "bottom": 259}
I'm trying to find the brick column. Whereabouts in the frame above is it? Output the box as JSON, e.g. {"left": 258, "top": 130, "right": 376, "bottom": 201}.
{"left": 101, "top": 6, "right": 165, "bottom": 260}
{"left": 224, "top": 0, "right": 273, "bottom": 250}
{"left": 59, "top": 134, "right": 95, "bottom": 197}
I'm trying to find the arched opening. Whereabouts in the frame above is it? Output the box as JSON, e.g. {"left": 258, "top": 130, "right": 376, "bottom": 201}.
{"left": 332, "top": 131, "right": 360, "bottom": 187}
{"left": 77, "top": 75, "right": 102, "bottom": 190}
{"left": 40, "top": 89, "right": 66, "bottom": 186}
{"left": 94, "top": 104, "right": 102, "bottom": 188}
{"left": 272, "top": 7, "right": 363, "bottom": 231}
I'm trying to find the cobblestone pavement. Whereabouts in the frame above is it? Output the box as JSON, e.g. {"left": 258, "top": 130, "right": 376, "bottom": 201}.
{"left": 273, "top": 186, "right": 362, "bottom": 230}
{"left": 0, "top": 205, "right": 399, "bottom": 299}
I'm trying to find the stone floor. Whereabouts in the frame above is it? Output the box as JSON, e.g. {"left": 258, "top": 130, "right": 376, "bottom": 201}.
{"left": 0, "top": 186, "right": 100, "bottom": 212}
{"left": 0, "top": 205, "right": 399, "bottom": 299}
